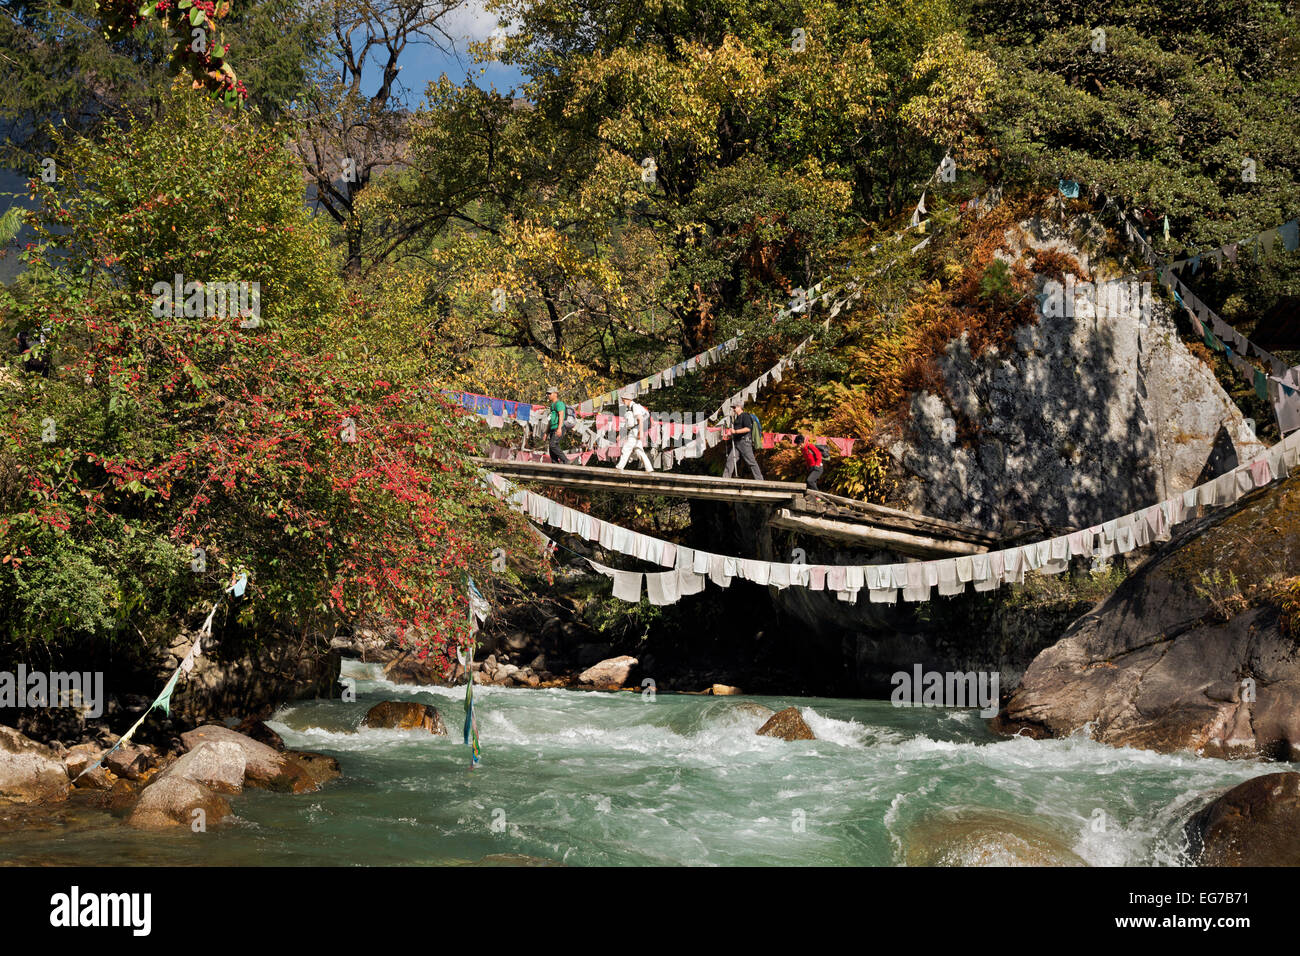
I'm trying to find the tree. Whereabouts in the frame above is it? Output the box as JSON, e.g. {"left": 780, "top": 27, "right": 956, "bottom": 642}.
{"left": 0, "top": 87, "right": 534, "bottom": 668}
{"left": 353, "top": 0, "right": 991, "bottom": 408}
{"left": 0, "top": 0, "right": 329, "bottom": 167}
{"left": 292, "top": 0, "right": 473, "bottom": 278}
{"left": 969, "top": 0, "right": 1300, "bottom": 250}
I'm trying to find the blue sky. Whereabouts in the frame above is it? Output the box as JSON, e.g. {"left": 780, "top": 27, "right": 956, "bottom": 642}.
{"left": 372, "top": 0, "right": 527, "bottom": 107}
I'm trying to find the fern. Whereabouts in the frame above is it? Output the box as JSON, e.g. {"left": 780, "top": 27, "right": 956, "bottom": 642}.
{"left": 0, "top": 206, "right": 23, "bottom": 245}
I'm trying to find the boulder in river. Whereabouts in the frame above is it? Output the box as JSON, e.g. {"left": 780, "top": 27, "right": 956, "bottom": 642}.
{"left": 234, "top": 717, "right": 285, "bottom": 752}
{"left": 905, "top": 809, "right": 1087, "bottom": 866}
{"left": 733, "top": 702, "right": 775, "bottom": 723}
{"left": 63, "top": 743, "right": 113, "bottom": 791}
{"left": 127, "top": 775, "right": 232, "bottom": 829}
{"left": 180, "top": 725, "right": 315, "bottom": 792}
{"left": 362, "top": 701, "right": 448, "bottom": 735}
{"left": 126, "top": 742, "right": 245, "bottom": 828}
{"left": 1184, "top": 772, "right": 1300, "bottom": 866}
{"left": 756, "top": 707, "right": 815, "bottom": 741}
{"left": 0, "top": 726, "right": 68, "bottom": 803}
{"left": 578, "top": 656, "right": 638, "bottom": 688}
{"left": 996, "top": 474, "right": 1300, "bottom": 759}
{"left": 711, "top": 684, "right": 742, "bottom": 696}
{"left": 382, "top": 650, "right": 453, "bottom": 686}
{"left": 163, "top": 741, "right": 247, "bottom": 794}
{"left": 284, "top": 751, "right": 342, "bottom": 789}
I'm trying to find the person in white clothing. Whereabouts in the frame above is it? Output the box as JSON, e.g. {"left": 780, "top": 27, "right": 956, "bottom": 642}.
{"left": 616, "top": 394, "right": 654, "bottom": 471}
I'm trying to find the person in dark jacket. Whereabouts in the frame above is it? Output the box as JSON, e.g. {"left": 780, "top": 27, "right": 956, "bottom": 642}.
{"left": 545, "top": 386, "right": 570, "bottom": 463}
{"left": 722, "top": 401, "right": 763, "bottom": 479}
{"left": 794, "top": 434, "right": 823, "bottom": 490}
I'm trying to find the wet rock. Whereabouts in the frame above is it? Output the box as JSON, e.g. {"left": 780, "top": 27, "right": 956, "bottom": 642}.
{"left": 905, "top": 810, "right": 1087, "bottom": 866}
{"left": 382, "top": 651, "right": 453, "bottom": 686}
{"left": 997, "top": 475, "right": 1300, "bottom": 759}
{"left": 234, "top": 718, "right": 285, "bottom": 752}
{"left": 361, "top": 701, "right": 448, "bottom": 735}
{"left": 104, "top": 742, "right": 155, "bottom": 781}
{"left": 1185, "top": 772, "right": 1300, "bottom": 866}
{"left": 127, "top": 775, "right": 231, "bottom": 829}
{"left": 63, "top": 744, "right": 112, "bottom": 791}
{"left": 578, "top": 656, "right": 638, "bottom": 688}
{"left": 106, "top": 778, "right": 143, "bottom": 816}
{"left": 756, "top": 707, "right": 815, "bottom": 741}
{"left": 711, "top": 684, "right": 743, "bottom": 696}
{"left": 180, "top": 725, "right": 314, "bottom": 792}
{"left": 0, "top": 726, "right": 69, "bottom": 803}
{"left": 284, "top": 751, "right": 341, "bottom": 791}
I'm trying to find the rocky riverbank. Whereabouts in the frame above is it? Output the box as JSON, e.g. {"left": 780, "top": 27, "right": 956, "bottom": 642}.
{"left": 995, "top": 474, "right": 1300, "bottom": 760}
{"left": 0, "top": 720, "right": 341, "bottom": 832}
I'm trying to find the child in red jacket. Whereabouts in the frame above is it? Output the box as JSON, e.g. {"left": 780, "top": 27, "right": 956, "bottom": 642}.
{"left": 794, "top": 434, "right": 823, "bottom": 490}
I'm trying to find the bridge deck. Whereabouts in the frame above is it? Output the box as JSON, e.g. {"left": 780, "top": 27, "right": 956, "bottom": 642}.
{"left": 476, "top": 458, "right": 999, "bottom": 558}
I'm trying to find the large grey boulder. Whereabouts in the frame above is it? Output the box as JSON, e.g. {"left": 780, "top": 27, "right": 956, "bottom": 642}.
{"left": 577, "top": 656, "right": 638, "bottom": 688}
{"left": 181, "top": 725, "right": 314, "bottom": 792}
{"left": 996, "top": 475, "right": 1300, "bottom": 759}
{"left": 165, "top": 741, "right": 246, "bottom": 794}
{"left": 890, "top": 214, "right": 1263, "bottom": 535}
{"left": 127, "top": 776, "right": 232, "bottom": 829}
{"left": 0, "top": 726, "right": 68, "bottom": 803}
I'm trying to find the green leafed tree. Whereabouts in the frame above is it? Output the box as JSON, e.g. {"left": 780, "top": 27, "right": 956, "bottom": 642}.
{"left": 0, "top": 86, "right": 535, "bottom": 666}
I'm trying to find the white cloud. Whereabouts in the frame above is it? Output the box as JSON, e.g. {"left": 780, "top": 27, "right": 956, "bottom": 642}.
{"left": 439, "top": 0, "right": 506, "bottom": 43}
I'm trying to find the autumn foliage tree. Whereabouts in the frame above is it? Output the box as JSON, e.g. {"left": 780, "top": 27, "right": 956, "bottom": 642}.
{"left": 0, "top": 88, "right": 534, "bottom": 670}
{"left": 356, "top": 0, "right": 996, "bottom": 412}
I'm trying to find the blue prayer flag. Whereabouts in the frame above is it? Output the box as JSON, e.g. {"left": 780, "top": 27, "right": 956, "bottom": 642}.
{"left": 1281, "top": 219, "right": 1299, "bottom": 253}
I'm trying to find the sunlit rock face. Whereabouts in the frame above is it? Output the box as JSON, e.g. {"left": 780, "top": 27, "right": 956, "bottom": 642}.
{"left": 892, "top": 213, "right": 1262, "bottom": 536}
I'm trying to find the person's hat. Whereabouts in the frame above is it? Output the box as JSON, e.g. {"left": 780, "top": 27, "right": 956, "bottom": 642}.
{"left": 546, "top": 385, "right": 558, "bottom": 394}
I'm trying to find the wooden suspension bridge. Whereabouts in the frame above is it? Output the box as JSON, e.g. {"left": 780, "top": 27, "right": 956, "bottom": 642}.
{"left": 473, "top": 458, "right": 1000, "bottom": 558}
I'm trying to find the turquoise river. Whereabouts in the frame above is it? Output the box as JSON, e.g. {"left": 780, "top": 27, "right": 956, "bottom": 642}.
{"left": 0, "top": 661, "right": 1278, "bottom": 866}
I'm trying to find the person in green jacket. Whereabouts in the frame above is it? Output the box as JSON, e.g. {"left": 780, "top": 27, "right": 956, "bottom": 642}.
{"left": 545, "top": 386, "right": 570, "bottom": 463}
{"left": 722, "top": 400, "right": 764, "bottom": 479}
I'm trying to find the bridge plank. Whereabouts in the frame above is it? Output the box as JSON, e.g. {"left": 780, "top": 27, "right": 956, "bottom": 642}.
{"left": 475, "top": 457, "right": 1001, "bottom": 551}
